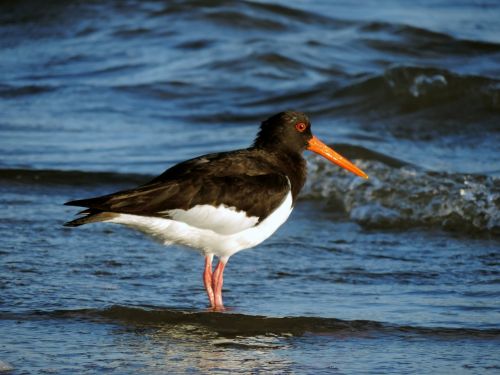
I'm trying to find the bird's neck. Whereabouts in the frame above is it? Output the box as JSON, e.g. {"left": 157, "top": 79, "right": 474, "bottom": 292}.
{"left": 257, "top": 146, "right": 307, "bottom": 204}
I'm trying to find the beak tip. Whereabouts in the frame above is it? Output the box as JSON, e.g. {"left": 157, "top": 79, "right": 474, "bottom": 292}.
{"left": 353, "top": 170, "right": 368, "bottom": 179}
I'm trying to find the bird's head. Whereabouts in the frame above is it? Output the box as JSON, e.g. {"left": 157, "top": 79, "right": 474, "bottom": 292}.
{"left": 254, "top": 111, "right": 368, "bottom": 179}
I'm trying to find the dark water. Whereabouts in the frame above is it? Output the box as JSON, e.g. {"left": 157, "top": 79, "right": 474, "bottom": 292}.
{"left": 1, "top": 0, "right": 500, "bottom": 373}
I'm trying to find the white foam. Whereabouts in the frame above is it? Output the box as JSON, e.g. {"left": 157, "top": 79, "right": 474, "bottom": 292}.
{"left": 0, "top": 360, "right": 14, "bottom": 372}
{"left": 304, "top": 154, "right": 500, "bottom": 233}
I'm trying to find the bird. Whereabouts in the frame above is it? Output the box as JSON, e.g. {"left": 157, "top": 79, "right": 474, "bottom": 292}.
{"left": 64, "top": 111, "right": 368, "bottom": 310}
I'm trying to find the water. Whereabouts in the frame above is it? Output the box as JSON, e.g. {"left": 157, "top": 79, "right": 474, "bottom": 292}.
{"left": 1, "top": 0, "right": 499, "bottom": 373}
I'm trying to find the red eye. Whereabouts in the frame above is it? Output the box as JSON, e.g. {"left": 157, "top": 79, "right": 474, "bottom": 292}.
{"left": 295, "top": 122, "right": 306, "bottom": 132}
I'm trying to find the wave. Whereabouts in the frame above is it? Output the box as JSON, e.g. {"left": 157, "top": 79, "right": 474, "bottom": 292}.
{"left": 332, "top": 66, "right": 500, "bottom": 116}
{"left": 304, "top": 151, "right": 500, "bottom": 235}
{"left": 150, "top": 0, "right": 350, "bottom": 31}
{"left": 358, "top": 20, "right": 500, "bottom": 55}
{"left": 5, "top": 65, "right": 498, "bottom": 134}
{"left": 253, "top": 66, "right": 498, "bottom": 122}
{"left": 2, "top": 305, "right": 498, "bottom": 339}
{"left": 149, "top": 0, "right": 500, "bottom": 52}
{"left": 227, "top": 66, "right": 500, "bottom": 141}
{"left": 0, "top": 83, "right": 57, "bottom": 98}
{"left": 0, "top": 168, "right": 149, "bottom": 186}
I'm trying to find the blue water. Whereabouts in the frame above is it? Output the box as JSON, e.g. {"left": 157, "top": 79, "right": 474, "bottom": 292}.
{"left": 1, "top": 0, "right": 499, "bottom": 373}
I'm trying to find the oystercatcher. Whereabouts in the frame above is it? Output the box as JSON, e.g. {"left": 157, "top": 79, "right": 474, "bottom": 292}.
{"left": 64, "top": 111, "right": 367, "bottom": 310}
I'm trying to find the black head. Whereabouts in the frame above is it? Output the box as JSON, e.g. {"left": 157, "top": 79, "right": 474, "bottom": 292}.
{"left": 253, "top": 110, "right": 369, "bottom": 179}
{"left": 253, "top": 111, "right": 312, "bottom": 153}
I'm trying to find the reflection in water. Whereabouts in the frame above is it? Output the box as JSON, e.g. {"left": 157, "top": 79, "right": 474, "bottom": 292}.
{"left": 119, "top": 324, "right": 294, "bottom": 374}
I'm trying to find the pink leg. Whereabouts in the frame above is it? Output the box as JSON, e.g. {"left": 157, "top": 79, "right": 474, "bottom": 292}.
{"left": 203, "top": 255, "right": 215, "bottom": 308}
{"left": 212, "top": 258, "right": 227, "bottom": 311}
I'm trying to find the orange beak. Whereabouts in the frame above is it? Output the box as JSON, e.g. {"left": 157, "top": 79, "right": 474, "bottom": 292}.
{"left": 307, "top": 136, "right": 368, "bottom": 179}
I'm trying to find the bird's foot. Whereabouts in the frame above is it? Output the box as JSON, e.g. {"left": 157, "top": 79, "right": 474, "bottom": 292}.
{"left": 209, "top": 305, "right": 226, "bottom": 312}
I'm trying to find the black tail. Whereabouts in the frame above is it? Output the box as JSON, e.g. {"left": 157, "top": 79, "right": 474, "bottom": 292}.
{"left": 64, "top": 197, "right": 103, "bottom": 208}
{"left": 63, "top": 210, "right": 118, "bottom": 227}
{"left": 64, "top": 216, "right": 93, "bottom": 227}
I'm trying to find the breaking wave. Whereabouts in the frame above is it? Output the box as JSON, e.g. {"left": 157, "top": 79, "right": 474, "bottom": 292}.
{"left": 2, "top": 305, "right": 499, "bottom": 339}
{"left": 305, "top": 149, "right": 500, "bottom": 235}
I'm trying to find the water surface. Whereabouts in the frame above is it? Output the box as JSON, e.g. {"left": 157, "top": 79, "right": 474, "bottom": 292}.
{"left": 1, "top": 0, "right": 499, "bottom": 373}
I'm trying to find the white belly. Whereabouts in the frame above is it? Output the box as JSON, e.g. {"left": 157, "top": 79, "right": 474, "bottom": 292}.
{"left": 107, "top": 191, "right": 293, "bottom": 259}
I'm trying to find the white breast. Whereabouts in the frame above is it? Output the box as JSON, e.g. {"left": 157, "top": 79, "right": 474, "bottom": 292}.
{"left": 161, "top": 204, "right": 259, "bottom": 235}
{"left": 106, "top": 191, "right": 294, "bottom": 259}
